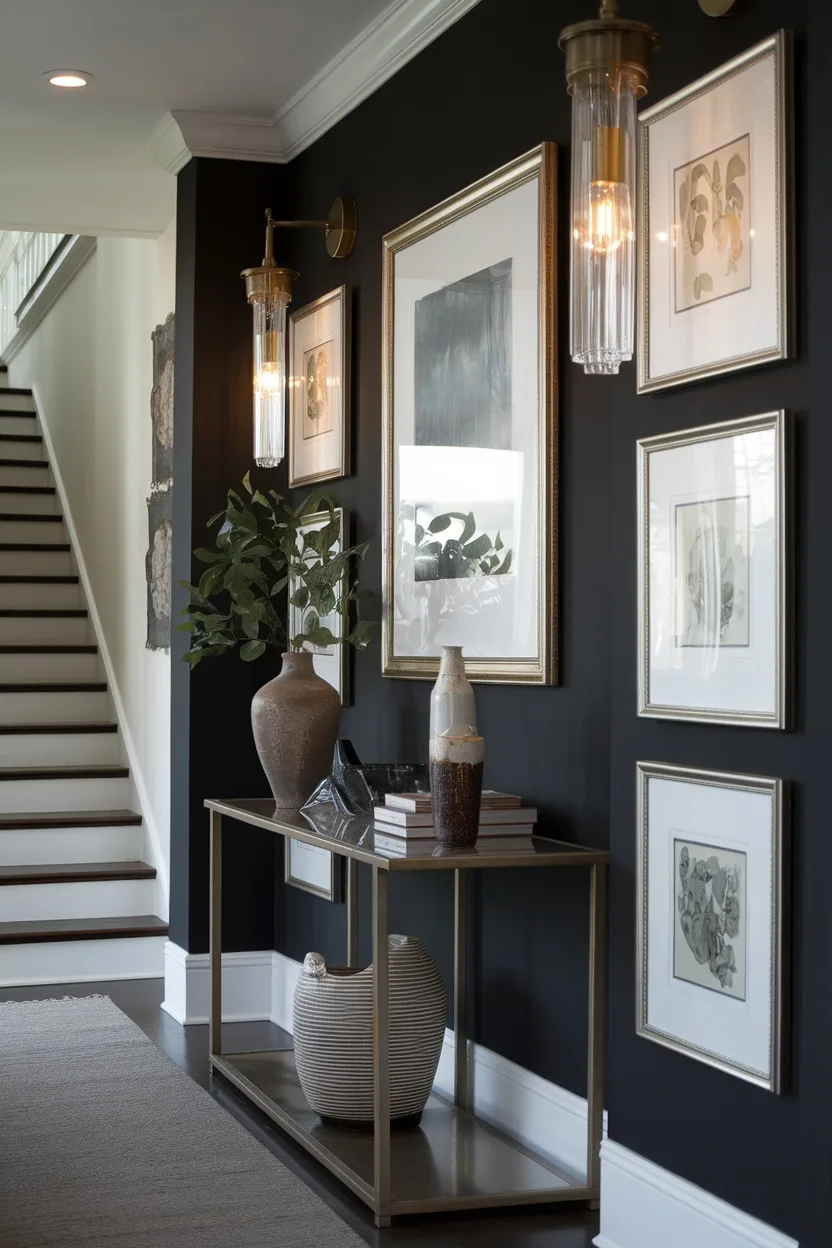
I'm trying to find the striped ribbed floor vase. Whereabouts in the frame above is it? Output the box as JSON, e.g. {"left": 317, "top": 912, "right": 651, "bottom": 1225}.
{"left": 0, "top": 995, "right": 366, "bottom": 1247}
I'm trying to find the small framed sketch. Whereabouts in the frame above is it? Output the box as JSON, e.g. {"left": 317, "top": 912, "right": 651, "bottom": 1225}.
{"left": 381, "top": 144, "right": 558, "bottom": 685}
{"left": 637, "top": 762, "right": 788, "bottom": 1093}
{"left": 638, "top": 31, "right": 793, "bottom": 392}
{"left": 285, "top": 838, "right": 344, "bottom": 903}
{"left": 638, "top": 411, "right": 790, "bottom": 727}
{"left": 288, "top": 508, "right": 350, "bottom": 705}
{"left": 289, "top": 286, "right": 350, "bottom": 487}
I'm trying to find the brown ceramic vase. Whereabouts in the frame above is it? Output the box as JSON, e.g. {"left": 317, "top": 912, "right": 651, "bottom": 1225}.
{"left": 251, "top": 651, "right": 341, "bottom": 809}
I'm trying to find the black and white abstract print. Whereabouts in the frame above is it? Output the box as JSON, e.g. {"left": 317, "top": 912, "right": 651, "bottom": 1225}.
{"left": 414, "top": 259, "right": 512, "bottom": 451}
{"left": 674, "top": 837, "right": 746, "bottom": 1001}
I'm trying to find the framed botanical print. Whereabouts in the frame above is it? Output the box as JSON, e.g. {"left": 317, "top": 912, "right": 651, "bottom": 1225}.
{"left": 637, "top": 762, "right": 788, "bottom": 1093}
{"left": 638, "top": 411, "right": 790, "bottom": 728}
{"left": 638, "top": 31, "right": 793, "bottom": 392}
{"left": 288, "top": 508, "right": 350, "bottom": 705}
{"left": 289, "top": 286, "right": 350, "bottom": 487}
{"left": 381, "top": 144, "right": 558, "bottom": 685}
{"left": 285, "top": 837, "right": 344, "bottom": 903}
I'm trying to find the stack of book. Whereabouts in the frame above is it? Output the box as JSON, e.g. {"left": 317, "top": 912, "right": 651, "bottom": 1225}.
{"left": 373, "top": 790, "right": 537, "bottom": 840}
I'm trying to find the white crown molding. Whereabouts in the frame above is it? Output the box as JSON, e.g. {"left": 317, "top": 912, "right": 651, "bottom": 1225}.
{"left": 148, "top": 0, "right": 483, "bottom": 171}
{"left": 595, "top": 1140, "right": 799, "bottom": 1248}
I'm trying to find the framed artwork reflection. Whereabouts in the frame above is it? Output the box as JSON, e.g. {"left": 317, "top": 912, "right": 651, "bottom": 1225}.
{"left": 285, "top": 837, "right": 344, "bottom": 903}
{"left": 638, "top": 31, "right": 793, "bottom": 392}
{"left": 289, "top": 286, "right": 350, "bottom": 487}
{"left": 381, "top": 144, "right": 558, "bottom": 684}
{"left": 636, "top": 762, "right": 788, "bottom": 1094}
{"left": 638, "top": 411, "right": 790, "bottom": 728}
{"left": 288, "top": 507, "right": 350, "bottom": 705}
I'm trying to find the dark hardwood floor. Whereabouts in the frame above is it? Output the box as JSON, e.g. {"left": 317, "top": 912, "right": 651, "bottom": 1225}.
{"left": 0, "top": 977, "right": 598, "bottom": 1248}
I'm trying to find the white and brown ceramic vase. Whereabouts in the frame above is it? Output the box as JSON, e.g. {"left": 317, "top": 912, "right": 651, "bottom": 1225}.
{"left": 429, "top": 648, "right": 484, "bottom": 846}
{"left": 251, "top": 651, "right": 341, "bottom": 809}
{"left": 429, "top": 645, "right": 477, "bottom": 738}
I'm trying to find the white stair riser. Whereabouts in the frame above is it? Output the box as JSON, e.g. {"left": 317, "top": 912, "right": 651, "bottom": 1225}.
{"left": 0, "top": 775, "right": 128, "bottom": 813}
{"left": 1, "top": 877, "right": 155, "bottom": 922}
{"left": 0, "top": 617, "right": 89, "bottom": 644}
{"left": 0, "top": 466, "right": 51, "bottom": 488}
{"left": 0, "top": 416, "right": 40, "bottom": 436}
{"left": 0, "top": 935, "right": 165, "bottom": 986}
{"left": 0, "top": 394, "right": 35, "bottom": 412}
{"left": 0, "top": 731, "right": 120, "bottom": 768}
{"left": 0, "top": 550, "right": 71, "bottom": 575}
{"left": 0, "top": 824, "right": 143, "bottom": 866}
{"left": 0, "top": 690, "right": 108, "bottom": 724}
{"left": 0, "top": 519, "right": 64, "bottom": 543}
{"left": 0, "top": 651, "right": 98, "bottom": 681}
{"left": 0, "top": 582, "right": 81, "bottom": 608}
{"left": 0, "top": 441, "right": 44, "bottom": 462}
{"left": 0, "top": 493, "right": 58, "bottom": 515}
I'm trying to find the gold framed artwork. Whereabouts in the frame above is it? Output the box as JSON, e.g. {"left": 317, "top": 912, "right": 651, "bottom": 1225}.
{"left": 638, "top": 31, "right": 793, "bottom": 393}
{"left": 288, "top": 286, "right": 350, "bottom": 487}
{"left": 381, "top": 144, "right": 558, "bottom": 685}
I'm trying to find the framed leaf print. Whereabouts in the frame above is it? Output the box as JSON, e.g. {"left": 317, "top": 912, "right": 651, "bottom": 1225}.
{"left": 288, "top": 287, "right": 350, "bottom": 487}
{"left": 638, "top": 31, "right": 793, "bottom": 392}
{"left": 381, "top": 144, "right": 558, "bottom": 684}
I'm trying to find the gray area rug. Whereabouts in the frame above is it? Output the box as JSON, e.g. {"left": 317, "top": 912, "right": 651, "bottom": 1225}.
{"left": 0, "top": 995, "right": 365, "bottom": 1247}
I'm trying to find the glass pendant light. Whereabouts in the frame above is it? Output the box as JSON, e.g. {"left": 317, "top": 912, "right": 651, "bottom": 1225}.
{"left": 559, "top": 1, "right": 659, "bottom": 375}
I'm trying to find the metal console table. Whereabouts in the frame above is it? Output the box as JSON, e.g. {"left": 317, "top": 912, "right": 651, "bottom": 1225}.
{"left": 205, "top": 797, "right": 608, "bottom": 1229}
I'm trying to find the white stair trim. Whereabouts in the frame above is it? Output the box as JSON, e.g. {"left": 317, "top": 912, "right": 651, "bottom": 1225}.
{"left": 149, "top": 0, "right": 483, "bottom": 170}
{"left": 594, "top": 1139, "right": 799, "bottom": 1248}
{"left": 31, "top": 381, "right": 169, "bottom": 915}
{"left": 164, "top": 942, "right": 603, "bottom": 1183}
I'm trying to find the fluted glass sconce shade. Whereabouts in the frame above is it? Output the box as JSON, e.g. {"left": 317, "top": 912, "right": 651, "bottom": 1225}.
{"left": 560, "top": 1, "right": 658, "bottom": 376}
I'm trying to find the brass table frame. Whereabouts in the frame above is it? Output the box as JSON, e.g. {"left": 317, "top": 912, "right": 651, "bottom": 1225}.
{"left": 205, "top": 798, "right": 609, "bottom": 1228}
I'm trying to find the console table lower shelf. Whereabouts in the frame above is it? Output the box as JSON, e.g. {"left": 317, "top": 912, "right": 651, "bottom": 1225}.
{"left": 205, "top": 797, "right": 608, "bottom": 1228}
{"left": 212, "top": 1048, "right": 584, "bottom": 1216}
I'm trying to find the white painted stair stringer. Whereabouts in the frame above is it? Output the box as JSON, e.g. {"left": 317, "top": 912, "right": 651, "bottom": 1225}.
{"left": 31, "top": 381, "right": 169, "bottom": 917}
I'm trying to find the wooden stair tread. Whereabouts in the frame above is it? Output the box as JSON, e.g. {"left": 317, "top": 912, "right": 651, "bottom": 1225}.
{"left": 0, "top": 513, "right": 62, "bottom": 522}
{"left": 0, "top": 543, "right": 69, "bottom": 552}
{"left": 0, "top": 915, "right": 167, "bottom": 944}
{"left": 0, "top": 809, "right": 141, "bottom": 829}
{"left": 0, "top": 681, "right": 106, "bottom": 692}
{"left": 0, "top": 575, "right": 78, "bottom": 584}
{"left": 0, "top": 486, "right": 55, "bottom": 496}
{"left": 0, "top": 608, "right": 86, "bottom": 617}
{"left": 0, "top": 459, "right": 48, "bottom": 469}
{"left": 0, "top": 763, "right": 128, "bottom": 781}
{"left": 0, "top": 410, "right": 35, "bottom": 419}
{"left": 0, "top": 861, "right": 156, "bottom": 885}
{"left": 0, "top": 434, "right": 42, "bottom": 444}
{"left": 0, "top": 644, "right": 95, "bottom": 653}
{"left": 0, "top": 388, "right": 33, "bottom": 397}
{"left": 0, "top": 722, "right": 117, "bottom": 735}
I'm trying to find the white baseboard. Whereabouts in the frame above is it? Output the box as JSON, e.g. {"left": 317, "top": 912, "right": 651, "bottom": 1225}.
{"left": 160, "top": 941, "right": 274, "bottom": 1024}
{"left": 167, "top": 944, "right": 601, "bottom": 1182}
{"left": 595, "top": 1140, "right": 799, "bottom": 1248}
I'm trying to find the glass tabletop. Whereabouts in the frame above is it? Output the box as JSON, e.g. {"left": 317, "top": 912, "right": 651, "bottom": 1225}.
{"left": 205, "top": 797, "right": 609, "bottom": 870}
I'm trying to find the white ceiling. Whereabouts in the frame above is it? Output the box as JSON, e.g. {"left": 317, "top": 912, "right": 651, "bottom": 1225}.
{"left": 0, "top": 0, "right": 478, "bottom": 237}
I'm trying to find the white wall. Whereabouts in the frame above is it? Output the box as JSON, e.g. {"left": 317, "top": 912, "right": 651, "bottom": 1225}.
{"left": 9, "top": 222, "right": 176, "bottom": 915}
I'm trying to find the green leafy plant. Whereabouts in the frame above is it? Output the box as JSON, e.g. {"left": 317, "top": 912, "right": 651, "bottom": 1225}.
{"left": 179, "top": 474, "right": 376, "bottom": 667}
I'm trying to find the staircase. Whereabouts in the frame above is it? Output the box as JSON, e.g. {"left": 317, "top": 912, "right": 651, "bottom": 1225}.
{"left": 0, "top": 376, "right": 167, "bottom": 985}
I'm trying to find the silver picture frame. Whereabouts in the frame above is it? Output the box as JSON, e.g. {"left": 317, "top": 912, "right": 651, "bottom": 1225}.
{"left": 638, "top": 410, "right": 791, "bottom": 728}
{"left": 636, "top": 762, "right": 788, "bottom": 1094}
{"left": 381, "top": 144, "right": 558, "bottom": 685}
{"left": 637, "top": 31, "right": 793, "bottom": 393}
{"left": 284, "top": 837, "right": 344, "bottom": 903}
{"left": 288, "top": 286, "right": 351, "bottom": 487}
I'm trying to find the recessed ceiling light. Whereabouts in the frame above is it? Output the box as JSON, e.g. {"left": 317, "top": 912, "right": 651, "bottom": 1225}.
{"left": 45, "top": 70, "right": 92, "bottom": 88}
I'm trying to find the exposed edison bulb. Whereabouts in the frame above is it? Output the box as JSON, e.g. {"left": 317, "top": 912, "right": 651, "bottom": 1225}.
{"left": 587, "top": 180, "right": 631, "bottom": 254}
{"left": 256, "top": 360, "right": 283, "bottom": 393}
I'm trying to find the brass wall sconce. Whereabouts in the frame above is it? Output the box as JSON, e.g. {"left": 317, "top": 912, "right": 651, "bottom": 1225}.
{"left": 241, "top": 198, "right": 357, "bottom": 468}
{"left": 559, "top": 0, "right": 659, "bottom": 376}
